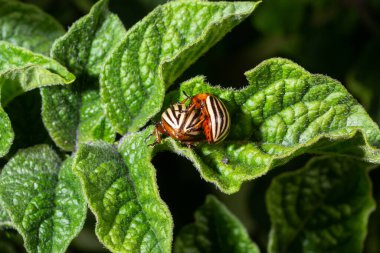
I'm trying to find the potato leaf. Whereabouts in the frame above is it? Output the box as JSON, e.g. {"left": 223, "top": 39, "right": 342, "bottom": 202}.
{"left": 100, "top": 0, "right": 260, "bottom": 134}
{"left": 175, "top": 195, "right": 260, "bottom": 253}
{"left": 73, "top": 127, "right": 172, "bottom": 253}
{"left": 41, "top": 0, "right": 126, "bottom": 151}
{"left": 159, "top": 58, "right": 380, "bottom": 193}
{"left": 0, "top": 145, "right": 86, "bottom": 253}
{"left": 267, "top": 156, "right": 375, "bottom": 253}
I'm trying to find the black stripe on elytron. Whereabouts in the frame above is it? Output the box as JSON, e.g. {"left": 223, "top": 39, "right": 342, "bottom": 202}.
{"left": 167, "top": 107, "right": 177, "bottom": 125}
{"left": 215, "top": 98, "right": 224, "bottom": 140}
{"left": 163, "top": 106, "right": 182, "bottom": 129}
{"left": 206, "top": 96, "right": 218, "bottom": 142}
{"left": 189, "top": 115, "right": 201, "bottom": 129}
{"left": 207, "top": 95, "right": 230, "bottom": 142}
{"left": 177, "top": 104, "right": 187, "bottom": 128}
{"left": 172, "top": 104, "right": 180, "bottom": 120}
{"left": 218, "top": 99, "right": 227, "bottom": 133}
{"left": 211, "top": 96, "right": 226, "bottom": 142}
{"left": 217, "top": 98, "right": 229, "bottom": 141}
{"left": 187, "top": 111, "right": 201, "bottom": 129}
{"left": 216, "top": 98, "right": 229, "bottom": 137}
{"left": 182, "top": 110, "right": 196, "bottom": 130}
{"left": 219, "top": 100, "right": 230, "bottom": 140}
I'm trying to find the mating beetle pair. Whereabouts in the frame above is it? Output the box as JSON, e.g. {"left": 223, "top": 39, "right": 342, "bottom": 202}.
{"left": 151, "top": 93, "right": 231, "bottom": 146}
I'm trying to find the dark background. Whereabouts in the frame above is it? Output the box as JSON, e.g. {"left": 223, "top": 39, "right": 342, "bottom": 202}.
{"left": 1, "top": 0, "right": 379, "bottom": 252}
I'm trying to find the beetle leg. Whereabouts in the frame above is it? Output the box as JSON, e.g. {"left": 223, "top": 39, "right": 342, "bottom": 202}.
{"left": 147, "top": 122, "right": 166, "bottom": 146}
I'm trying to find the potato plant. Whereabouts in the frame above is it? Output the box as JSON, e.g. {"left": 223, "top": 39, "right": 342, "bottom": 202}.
{"left": 0, "top": 0, "right": 379, "bottom": 252}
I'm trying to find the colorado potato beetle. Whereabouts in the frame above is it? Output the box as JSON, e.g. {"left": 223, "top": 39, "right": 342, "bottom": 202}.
{"left": 150, "top": 103, "right": 203, "bottom": 145}
{"left": 185, "top": 93, "right": 231, "bottom": 144}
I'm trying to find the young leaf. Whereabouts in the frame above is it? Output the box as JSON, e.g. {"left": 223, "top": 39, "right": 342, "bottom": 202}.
{"left": 0, "top": 0, "right": 65, "bottom": 55}
{"left": 0, "top": 145, "right": 86, "bottom": 253}
{"left": 100, "top": 0, "right": 260, "bottom": 134}
{"left": 266, "top": 156, "right": 375, "bottom": 253}
{"left": 174, "top": 195, "right": 260, "bottom": 253}
{"left": 73, "top": 127, "right": 172, "bottom": 253}
{"left": 159, "top": 58, "right": 380, "bottom": 193}
{"left": 41, "top": 0, "right": 126, "bottom": 151}
{"left": 0, "top": 42, "right": 75, "bottom": 157}
{"left": 0, "top": 41, "right": 75, "bottom": 105}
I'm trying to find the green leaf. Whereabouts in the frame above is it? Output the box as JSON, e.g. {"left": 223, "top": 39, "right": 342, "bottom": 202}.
{"left": 174, "top": 195, "right": 260, "bottom": 253}
{"left": 0, "top": 145, "right": 86, "bottom": 253}
{"left": 158, "top": 58, "right": 380, "bottom": 193}
{"left": 0, "top": 205, "right": 12, "bottom": 228}
{"left": 0, "top": 105, "right": 13, "bottom": 158}
{"left": 0, "top": 41, "right": 75, "bottom": 105}
{"left": 0, "top": 0, "right": 65, "bottom": 55}
{"left": 41, "top": 0, "right": 126, "bottom": 151}
{"left": 0, "top": 41, "right": 75, "bottom": 157}
{"left": 78, "top": 90, "right": 115, "bottom": 144}
{"left": 266, "top": 156, "right": 375, "bottom": 253}
{"left": 73, "top": 127, "right": 172, "bottom": 253}
{"left": 100, "top": 0, "right": 260, "bottom": 134}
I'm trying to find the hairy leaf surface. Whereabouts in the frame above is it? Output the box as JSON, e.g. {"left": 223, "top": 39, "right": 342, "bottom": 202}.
{"left": 158, "top": 58, "right": 380, "bottom": 193}
{"left": 100, "top": 0, "right": 260, "bottom": 134}
{"left": 0, "top": 0, "right": 64, "bottom": 55}
{"left": 0, "top": 145, "right": 86, "bottom": 253}
{"left": 0, "top": 205, "right": 12, "bottom": 228}
{"left": 175, "top": 195, "right": 260, "bottom": 253}
{"left": 0, "top": 106, "right": 12, "bottom": 158}
{"left": 73, "top": 128, "right": 172, "bottom": 253}
{"left": 0, "top": 42, "right": 75, "bottom": 105}
{"left": 267, "top": 156, "right": 375, "bottom": 253}
{"left": 41, "top": 0, "right": 125, "bottom": 151}
{"left": 0, "top": 42, "right": 75, "bottom": 157}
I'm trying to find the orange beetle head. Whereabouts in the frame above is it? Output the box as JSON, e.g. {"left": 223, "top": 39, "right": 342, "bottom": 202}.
{"left": 191, "top": 93, "right": 210, "bottom": 108}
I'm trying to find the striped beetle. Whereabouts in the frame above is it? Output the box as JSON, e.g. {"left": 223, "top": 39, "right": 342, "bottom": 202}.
{"left": 150, "top": 103, "right": 203, "bottom": 145}
{"left": 185, "top": 93, "right": 231, "bottom": 144}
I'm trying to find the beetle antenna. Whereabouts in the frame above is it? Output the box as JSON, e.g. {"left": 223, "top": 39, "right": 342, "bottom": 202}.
{"left": 183, "top": 91, "right": 191, "bottom": 99}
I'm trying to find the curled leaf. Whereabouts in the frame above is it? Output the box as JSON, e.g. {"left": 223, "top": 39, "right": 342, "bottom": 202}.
{"left": 0, "top": 42, "right": 75, "bottom": 157}
{"left": 100, "top": 0, "right": 260, "bottom": 134}
{"left": 160, "top": 58, "right": 380, "bottom": 193}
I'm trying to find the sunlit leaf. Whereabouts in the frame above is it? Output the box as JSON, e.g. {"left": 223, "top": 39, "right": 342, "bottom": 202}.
{"left": 100, "top": 0, "right": 260, "bottom": 134}
{"left": 0, "top": 145, "right": 86, "bottom": 253}
{"left": 73, "top": 127, "right": 172, "bottom": 252}
{"left": 157, "top": 58, "right": 380, "bottom": 193}
{"left": 41, "top": 0, "right": 126, "bottom": 151}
